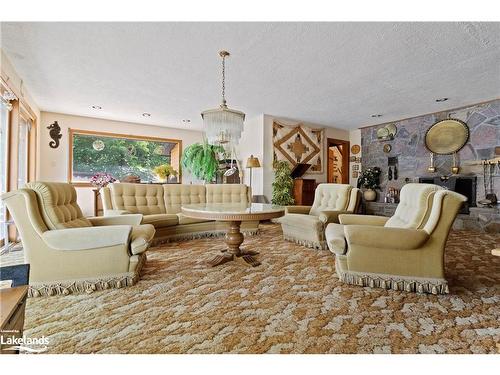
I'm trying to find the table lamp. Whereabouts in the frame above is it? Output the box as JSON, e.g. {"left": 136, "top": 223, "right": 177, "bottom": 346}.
{"left": 246, "top": 155, "right": 261, "bottom": 192}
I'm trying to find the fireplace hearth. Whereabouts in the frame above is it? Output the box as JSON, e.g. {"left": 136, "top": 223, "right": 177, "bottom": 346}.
{"left": 418, "top": 176, "right": 476, "bottom": 214}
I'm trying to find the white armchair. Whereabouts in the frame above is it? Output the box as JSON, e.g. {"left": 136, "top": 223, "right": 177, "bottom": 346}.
{"left": 325, "top": 183, "right": 467, "bottom": 294}
{"left": 280, "top": 184, "right": 361, "bottom": 249}
{"left": 1, "top": 182, "right": 155, "bottom": 297}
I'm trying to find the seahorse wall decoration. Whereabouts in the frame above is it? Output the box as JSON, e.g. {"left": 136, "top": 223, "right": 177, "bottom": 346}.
{"left": 47, "top": 121, "right": 62, "bottom": 149}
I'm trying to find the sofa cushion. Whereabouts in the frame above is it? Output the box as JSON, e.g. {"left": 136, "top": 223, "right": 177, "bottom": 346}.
{"left": 142, "top": 214, "right": 179, "bottom": 228}
{"left": 176, "top": 213, "right": 212, "bottom": 225}
{"left": 163, "top": 185, "right": 206, "bottom": 214}
{"left": 325, "top": 223, "right": 347, "bottom": 255}
{"left": 129, "top": 224, "right": 155, "bottom": 255}
{"left": 205, "top": 184, "right": 251, "bottom": 204}
{"left": 42, "top": 225, "right": 132, "bottom": 251}
{"left": 309, "top": 184, "right": 352, "bottom": 216}
{"left": 109, "top": 183, "right": 166, "bottom": 215}
{"left": 26, "top": 182, "right": 92, "bottom": 230}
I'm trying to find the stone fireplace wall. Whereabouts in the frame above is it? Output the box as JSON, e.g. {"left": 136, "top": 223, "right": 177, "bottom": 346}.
{"left": 360, "top": 99, "right": 500, "bottom": 204}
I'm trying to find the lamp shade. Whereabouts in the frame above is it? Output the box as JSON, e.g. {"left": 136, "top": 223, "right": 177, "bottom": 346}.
{"left": 246, "top": 155, "right": 261, "bottom": 168}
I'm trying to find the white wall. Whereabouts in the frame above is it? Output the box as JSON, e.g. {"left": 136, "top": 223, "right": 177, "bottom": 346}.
{"left": 262, "top": 115, "right": 350, "bottom": 201}
{"left": 349, "top": 129, "right": 361, "bottom": 187}
{"left": 39, "top": 112, "right": 204, "bottom": 215}
{"left": 237, "top": 114, "right": 264, "bottom": 195}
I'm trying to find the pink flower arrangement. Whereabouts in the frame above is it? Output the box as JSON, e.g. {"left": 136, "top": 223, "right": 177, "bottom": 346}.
{"left": 90, "top": 172, "right": 116, "bottom": 188}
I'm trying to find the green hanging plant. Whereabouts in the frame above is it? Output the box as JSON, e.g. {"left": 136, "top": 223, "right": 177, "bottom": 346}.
{"left": 181, "top": 141, "right": 224, "bottom": 183}
{"left": 271, "top": 160, "right": 295, "bottom": 206}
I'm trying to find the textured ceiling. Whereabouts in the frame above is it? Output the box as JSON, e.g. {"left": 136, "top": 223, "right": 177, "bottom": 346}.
{"left": 1, "top": 22, "right": 499, "bottom": 130}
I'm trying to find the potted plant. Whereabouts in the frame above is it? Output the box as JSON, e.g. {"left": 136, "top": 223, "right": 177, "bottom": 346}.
{"left": 89, "top": 172, "right": 116, "bottom": 189}
{"left": 153, "top": 164, "right": 178, "bottom": 183}
{"left": 181, "top": 141, "right": 224, "bottom": 183}
{"left": 271, "top": 160, "right": 295, "bottom": 206}
{"left": 358, "top": 167, "right": 381, "bottom": 201}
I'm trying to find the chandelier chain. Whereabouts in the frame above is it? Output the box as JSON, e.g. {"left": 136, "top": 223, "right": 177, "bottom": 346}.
{"left": 221, "top": 54, "right": 226, "bottom": 106}
{"left": 202, "top": 50, "right": 245, "bottom": 147}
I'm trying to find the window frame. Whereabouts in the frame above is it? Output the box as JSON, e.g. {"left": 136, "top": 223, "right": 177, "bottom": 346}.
{"left": 1, "top": 76, "right": 38, "bottom": 245}
{"left": 17, "top": 110, "right": 32, "bottom": 188}
{"left": 0, "top": 94, "right": 12, "bottom": 249}
{"left": 68, "top": 128, "right": 183, "bottom": 186}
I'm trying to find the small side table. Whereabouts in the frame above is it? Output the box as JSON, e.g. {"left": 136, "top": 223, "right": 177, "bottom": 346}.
{"left": 0, "top": 286, "right": 28, "bottom": 354}
{"left": 0, "top": 219, "right": 17, "bottom": 256}
{"left": 92, "top": 189, "right": 104, "bottom": 217}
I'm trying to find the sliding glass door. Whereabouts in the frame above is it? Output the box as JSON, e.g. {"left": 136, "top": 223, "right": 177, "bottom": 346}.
{"left": 17, "top": 115, "right": 30, "bottom": 188}
{"left": 0, "top": 99, "right": 10, "bottom": 248}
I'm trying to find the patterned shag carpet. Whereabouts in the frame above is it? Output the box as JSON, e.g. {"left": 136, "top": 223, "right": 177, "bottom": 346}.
{"left": 25, "top": 223, "right": 499, "bottom": 354}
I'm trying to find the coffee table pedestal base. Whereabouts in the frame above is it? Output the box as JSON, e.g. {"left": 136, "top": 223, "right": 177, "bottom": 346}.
{"left": 209, "top": 221, "right": 260, "bottom": 267}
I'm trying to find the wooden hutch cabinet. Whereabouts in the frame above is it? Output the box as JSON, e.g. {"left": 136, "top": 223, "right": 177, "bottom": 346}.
{"left": 291, "top": 163, "right": 316, "bottom": 206}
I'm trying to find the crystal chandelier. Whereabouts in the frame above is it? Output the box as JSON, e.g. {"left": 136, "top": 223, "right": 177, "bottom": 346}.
{"left": 201, "top": 51, "right": 245, "bottom": 146}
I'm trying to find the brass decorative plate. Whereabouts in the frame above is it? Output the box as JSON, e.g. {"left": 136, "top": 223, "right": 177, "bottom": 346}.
{"left": 425, "top": 119, "right": 469, "bottom": 155}
{"left": 386, "top": 123, "right": 397, "bottom": 137}
{"left": 377, "top": 127, "right": 389, "bottom": 139}
{"left": 351, "top": 144, "right": 361, "bottom": 154}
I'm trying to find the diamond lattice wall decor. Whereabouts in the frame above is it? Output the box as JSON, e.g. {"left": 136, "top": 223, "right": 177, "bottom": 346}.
{"left": 273, "top": 121, "right": 324, "bottom": 173}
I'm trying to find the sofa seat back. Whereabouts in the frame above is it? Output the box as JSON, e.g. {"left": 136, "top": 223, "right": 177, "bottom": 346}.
{"left": 163, "top": 184, "right": 207, "bottom": 214}
{"left": 109, "top": 183, "right": 166, "bottom": 215}
{"left": 105, "top": 183, "right": 252, "bottom": 215}
{"left": 384, "top": 183, "right": 443, "bottom": 229}
{"left": 206, "top": 184, "right": 251, "bottom": 204}
{"left": 309, "top": 184, "right": 352, "bottom": 216}
{"left": 26, "top": 182, "right": 92, "bottom": 229}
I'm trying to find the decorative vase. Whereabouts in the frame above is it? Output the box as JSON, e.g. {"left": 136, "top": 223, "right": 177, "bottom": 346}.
{"left": 363, "top": 189, "right": 377, "bottom": 202}
{"left": 155, "top": 175, "right": 167, "bottom": 183}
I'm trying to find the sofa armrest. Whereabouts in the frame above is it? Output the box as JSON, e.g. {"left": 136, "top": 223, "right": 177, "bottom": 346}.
{"left": 88, "top": 214, "right": 143, "bottom": 226}
{"left": 339, "top": 214, "right": 389, "bottom": 226}
{"left": 344, "top": 225, "right": 429, "bottom": 250}
{"left": 285, "top": 205, "right": 312, "bottom": 215}
{"left": 42, "top": 225, "right": 132, "bottom": 251}
{"left": 318, "top": 210, "right": 352, "bottom": 224}
{"left": 104, "top": 209, "right": 133, "bottom": 216}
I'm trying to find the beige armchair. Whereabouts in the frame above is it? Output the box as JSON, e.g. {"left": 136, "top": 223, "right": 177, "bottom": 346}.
{"left": 280, "top": 184, "right": 361, "bottom": 250}
{"left": 325, "top": 183, "right": 467, "bottom": 294}
{"left": 1, "top": 182, "right": 155, "bottom": 297}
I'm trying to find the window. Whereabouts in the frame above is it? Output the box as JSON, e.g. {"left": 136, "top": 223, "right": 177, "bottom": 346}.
{"left": 69, "top": 129, "right": 182, "bottom": 184}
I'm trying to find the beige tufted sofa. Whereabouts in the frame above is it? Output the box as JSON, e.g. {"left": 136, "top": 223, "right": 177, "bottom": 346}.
{"left": 101, "top": 183, "right": 258, "bottom": 243}
{"left": 279, "top": 183, "right": 361, "bottom": 250}
{"left": 1, "top": 182, "right": 155, "bottom": 297}
{"left": 325, "top": 183, "right": 467, "bottom": 294}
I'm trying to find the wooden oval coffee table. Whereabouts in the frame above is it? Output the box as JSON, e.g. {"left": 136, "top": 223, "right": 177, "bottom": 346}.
{"left": 181, "top": 203, "right": 285, "bottom": 267}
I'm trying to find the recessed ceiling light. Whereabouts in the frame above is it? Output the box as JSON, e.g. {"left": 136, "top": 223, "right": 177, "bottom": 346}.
{"left": 371, "top": 114, "right": 382, "bottom": 118}
{"left": 91, "top": 105, "right": 102, "bottom": 110}
{"left": 435, "top": 98, "right": 449, "bottom": 102}
{"left": 182, "top": 119, "right": 191, "bottom": 123}
{"left": 142, "top": 113, "right": 151, "bottom": 117}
